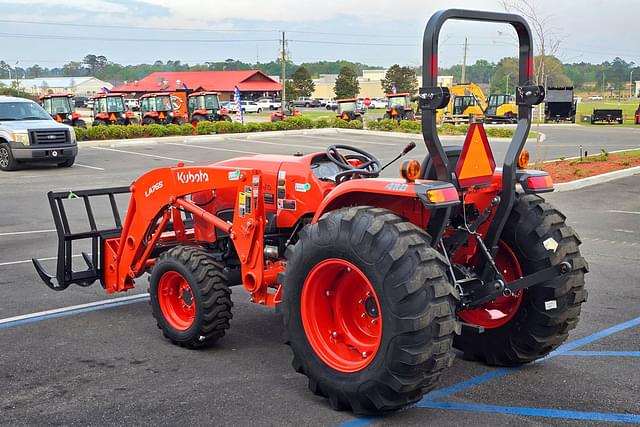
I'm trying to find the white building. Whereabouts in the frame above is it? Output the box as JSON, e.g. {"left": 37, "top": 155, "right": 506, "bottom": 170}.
{"left": 0, "top": 77, "right": 113, "bottom": 97}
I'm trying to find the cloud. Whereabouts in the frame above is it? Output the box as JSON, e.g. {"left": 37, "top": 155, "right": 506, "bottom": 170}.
{"left": 132, "top": 0, "right": 499, "bottom": 23}
{"left": 0, "top": 0, "right": 127, "bottom": 13}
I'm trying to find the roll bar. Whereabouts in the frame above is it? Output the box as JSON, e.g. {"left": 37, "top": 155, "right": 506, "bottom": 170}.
{"left": 419, "top": 9, "right": 545, "bottom": 256}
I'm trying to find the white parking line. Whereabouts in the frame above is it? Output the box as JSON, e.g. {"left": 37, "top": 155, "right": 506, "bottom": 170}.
{"left": 165, "top": 142, "right": 260, "bottom": 155}
{"left": 226, "top": 137, "right": 326, "bottom": 151}
{"left": 0, "top": 293, "right": 149, "bottom": 327}
{"left": 607, "top": 210, "right": 640, "bottom": 215}
{"left": 0, "top": 254, "right": 80, "bottom": 267}
{"left": 75, "top": 163, "right": 105, "bottom": 171}
{"left": 0, "top": 229, "right": 55, "bottom": 237}
{"left": 91, "top": 146, "right": 194, "bottom": 163}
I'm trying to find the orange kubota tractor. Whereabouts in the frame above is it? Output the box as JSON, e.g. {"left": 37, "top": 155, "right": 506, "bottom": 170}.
{"left": 40, "top": 93, "right": 86, "bottom": 128}
{"left": 92, "top": 93, "right": 138, "bottom": 126}
{"left": 187, "top": 91, "right": 231, "bottom": 125}
{"left": 34, "top": 9, "right": 587, "bottom": 415}
{"left": 140, "top": 92, "right": 188, "bottom": 125}
{"left": 335, "top": 98, "right": 363, "bottom": 122}
{"left": 384, "top": 92, "right": 416, "bottom": 121}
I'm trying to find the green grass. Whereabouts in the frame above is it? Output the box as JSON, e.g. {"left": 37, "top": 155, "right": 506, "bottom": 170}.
{"left": 576, "top": 100, "right": 639, "bottom": 126}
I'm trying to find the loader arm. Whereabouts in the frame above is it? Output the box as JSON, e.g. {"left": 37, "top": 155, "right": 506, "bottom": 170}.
{"left": 34, "top": 164, "right": 279, "bottom": 305}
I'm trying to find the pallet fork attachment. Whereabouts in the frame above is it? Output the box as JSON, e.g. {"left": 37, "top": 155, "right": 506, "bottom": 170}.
{"left": 32, "top": 186, "right": 130, "bottom": 291}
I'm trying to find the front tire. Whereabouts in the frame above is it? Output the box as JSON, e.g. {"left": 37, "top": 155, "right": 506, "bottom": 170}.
{"left": 0, "top": 143, "right": 18, "bottom": 171}
{"left": 150, "top": 246, "right": 233, "bottom": 349}
{"left": 454, "top": 194, "right": 588, "bottom": 365}
{"left": 58, "top": 157, "right": 75, "bottom": 168}
{"left": 282, "top": 207, "right": 458, "bottom": 414}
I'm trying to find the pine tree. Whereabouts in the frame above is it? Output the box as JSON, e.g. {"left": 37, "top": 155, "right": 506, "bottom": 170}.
{"left": 334, "top": 66, "right": 359, "bottom": 99}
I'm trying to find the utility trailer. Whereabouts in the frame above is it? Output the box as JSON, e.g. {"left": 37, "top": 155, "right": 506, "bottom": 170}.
{"left": 544, "top": 87, "right": 576, "bottom": 123}
{"left": 591, "top": 108, "right": 623, "bottom": 124}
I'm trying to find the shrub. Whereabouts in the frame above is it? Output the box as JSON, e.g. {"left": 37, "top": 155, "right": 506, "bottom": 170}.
{"left": 126, "top": 124, "right": 146, "bottom": 139}
{"left": 485, "top": 127, "right": 513, "bottom": 138}
{"left": 399, "top": 120, "right": 421, "bottom": 133}
{"left": 348, "top": 119, "right": 364, "bottom": 130}
{"left": 258, "top": 122, "right": 276, "bottom": 132}
{"left": 194, "top": 121, "right": 216, "bottom": 135}
{"left": 86, "top": 125, "right": 111, "bottom": 140}
{"left": 106, "top": 125, "right": 129, "bottom": 140}
{"left": 377, "top": 119, "right": 399, "bottom": 132}
{"left": 330, "top": 118, "right": 350, "bottom": 129}
{"left": 243, "top": 122, "right": 262, "bottom": 132}
{"left": 213, "top": 121, "right": 234, "bottom": 134}
{"left": 74, "top": 127, "right": 88, "bottom": 141}
{"left": 145, "top": 124, "right": 170, "bottom": 137}
{"left": 180, "top": 123, "right": 196, "bottom": 136}
{"left": 314, "top": 118, "right": 331, "bottom": 129}
{"left": 286, "top": 116, "right": 314, "bottom": 129}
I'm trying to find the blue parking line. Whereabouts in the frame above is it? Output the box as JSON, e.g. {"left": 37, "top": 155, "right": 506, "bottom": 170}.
{"left": 419, "top": 401, "right": 640, "bottom": 423}
{"left": 338, "top": 315, "right": 640, "bottom": 426}
{"left": 562, "top": 351, "right": 640, "bottom": 357}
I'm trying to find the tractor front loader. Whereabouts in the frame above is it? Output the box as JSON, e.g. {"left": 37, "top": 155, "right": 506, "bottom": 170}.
{"left": 34, "top": 8, "right": 587, "bottom": 416}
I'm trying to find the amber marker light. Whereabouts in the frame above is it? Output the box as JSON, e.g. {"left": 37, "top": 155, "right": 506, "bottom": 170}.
{"left": 400, "top": 159, "right": 421, "bottom": 181}
{"left": 518, "top": 150, "right": 530, "bottom": 168}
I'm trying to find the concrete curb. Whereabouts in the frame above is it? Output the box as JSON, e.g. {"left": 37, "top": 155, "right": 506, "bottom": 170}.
{"left": 554, "top": 166, "right": 640, "bottom": 192}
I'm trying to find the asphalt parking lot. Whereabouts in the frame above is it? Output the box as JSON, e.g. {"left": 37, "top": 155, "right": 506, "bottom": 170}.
{"left": 1, "top": 126, "right": 639, "bottom": 425}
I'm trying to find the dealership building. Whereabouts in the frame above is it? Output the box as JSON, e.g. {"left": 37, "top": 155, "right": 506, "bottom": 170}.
{"left": 111, "top": 70, "right": 282, "bottom": 101}
{"left": 0, "top": 77, "right": 113, "bottom": 96}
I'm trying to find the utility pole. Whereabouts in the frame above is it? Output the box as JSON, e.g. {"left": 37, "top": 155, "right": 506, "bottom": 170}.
{"left": 461, "top": 37, "right": 468, "bottom": 83}
{"left": 630, "top": 69, "right": 635, "bottom": 99}
{"left": 281, "top": 31, "right": 286, "bottom": 113}
{"left": 602, "top": 71, "right": 606, "bottom": 99}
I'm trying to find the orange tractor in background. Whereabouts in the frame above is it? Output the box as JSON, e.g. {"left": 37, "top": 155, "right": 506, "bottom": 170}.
{"left": 186, "top": 91, "right": 232, "bottom": 125}
{"left": 92, "top": 93, "right": 138, "bottom": 126}
{"left": 384, "top": 92, "right": 416, "bottom": 121}
{"left": 34, "top": 9, "right": 587, "bottom": 416}
{"left": 140, "top": 92, "right": 188, "bottom": 125}
{"left": 335, "top": 98, "right": 363, "bottom": 122}
{"left": 270, "top": 102, "right": 302, "bottom": 122}
{"left": 40, "top": 93, "right": 86, "bottom": 128}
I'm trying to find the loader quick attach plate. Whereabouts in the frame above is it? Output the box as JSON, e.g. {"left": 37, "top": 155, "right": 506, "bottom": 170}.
{"left": 32, "top": 186, "right": 130, "bottom": 291}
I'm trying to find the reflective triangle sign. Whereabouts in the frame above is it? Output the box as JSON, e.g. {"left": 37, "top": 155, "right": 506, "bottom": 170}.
{"left": 455, "top": 123, "right": 496, "bottom": 188}
{"left": 109, "top": 113, "right": 116, "bottom": 121}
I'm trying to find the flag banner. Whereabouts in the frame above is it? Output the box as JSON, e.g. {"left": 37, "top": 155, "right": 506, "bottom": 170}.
{"left": 234, "top": 86, "right": 243, "bottom": 124}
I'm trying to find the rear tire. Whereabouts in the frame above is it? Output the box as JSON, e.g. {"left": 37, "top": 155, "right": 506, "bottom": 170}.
{"left": 0, "top": 143, "right": 18, "bottom": 171}
{"left": 150, "top": 246, "right": 233, "bottom": 349}
{"left": 142, "top": 117, "right": 156, "bottom": 125}
{"left": 75, "top": 119, "right": 87, "bottom": 128}
{"left": 282, "top": 207, "right": 458, "bottom": 414}
{"left": 454, "top": 194, "right": 588, "bottom": 365}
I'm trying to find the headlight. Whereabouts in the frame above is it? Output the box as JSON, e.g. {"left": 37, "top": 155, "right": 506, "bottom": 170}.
{"left": 12, "top": 132, "right": 30, "bottom": 145}
{"left": 69, "top": 129, "right": 77, "bottom": 144}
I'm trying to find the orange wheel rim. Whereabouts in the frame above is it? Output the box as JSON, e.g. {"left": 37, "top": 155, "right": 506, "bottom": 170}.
{"left": 458, "top": 240, "right": 524, "bottom": 329}
{"left": 158, "top": 271, "right": 196, "bottom": 331}
{"left": 301, "top": 259, "right": 382, "bottom": 373}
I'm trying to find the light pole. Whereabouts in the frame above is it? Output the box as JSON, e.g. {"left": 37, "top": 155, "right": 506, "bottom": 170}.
{"left": 630, "top": 69, "right": 636, "bottom": 99}
{"left": 505, "top": 73, "right": 511, "bottom": 94}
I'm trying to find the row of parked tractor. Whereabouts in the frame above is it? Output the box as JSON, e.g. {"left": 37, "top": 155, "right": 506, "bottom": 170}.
{"left": 39, "top": 91, "right": 235, "bottom": 128}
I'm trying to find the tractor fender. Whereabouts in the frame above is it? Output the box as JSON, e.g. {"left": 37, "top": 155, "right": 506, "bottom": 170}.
{"left": 311, "top": 178, "right": 458, "bottom": 224}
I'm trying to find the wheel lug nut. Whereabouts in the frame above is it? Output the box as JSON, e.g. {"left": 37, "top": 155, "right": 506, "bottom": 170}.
{"left": 331, "top": 331, "right": 338, "bottom": 338}
{"left": 361, "top": 313, "right": 366, "bottom": 318}
{"left": 361, "top": 352, "right": 368, "bottom": 358}
{"left": 371, "top": 319, "right": 377, "bottom": 325}
{"left": 358, "top": 299, "right": 363, "bottom": 304}
{"left": 346, "top": 267, "right": 351, "bottom": 272}
{"left": 325, "top": 290, "right": 332, "bottom": 297}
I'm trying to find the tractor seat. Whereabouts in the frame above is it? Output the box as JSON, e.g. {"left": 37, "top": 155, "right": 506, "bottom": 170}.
{"left": 420, "top": 145, "right": 462, "bottom": 180}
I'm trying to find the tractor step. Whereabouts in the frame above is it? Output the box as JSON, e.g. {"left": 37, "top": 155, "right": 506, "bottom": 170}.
{"left": 32, "top": 186, "right": 130, "bottom": 291}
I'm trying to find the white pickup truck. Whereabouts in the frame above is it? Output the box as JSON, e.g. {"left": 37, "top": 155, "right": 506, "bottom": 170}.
{"left": 0, "top": 96, "right": 77, "bottom": 171}
{"left": 256, "top": 98, "right": 281, "bottom": 111}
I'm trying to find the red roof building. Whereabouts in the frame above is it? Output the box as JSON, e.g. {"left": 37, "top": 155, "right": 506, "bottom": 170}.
{"left": 111, "top": 70, "right": 281, "bottom": 101}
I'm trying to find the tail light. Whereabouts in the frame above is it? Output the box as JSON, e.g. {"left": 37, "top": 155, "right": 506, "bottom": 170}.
{"left": 426, "top": 187, "right": 459, "bottom": 204}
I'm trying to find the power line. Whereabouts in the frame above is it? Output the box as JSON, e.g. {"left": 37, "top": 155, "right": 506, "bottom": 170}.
{"left": 0, "top": 32, "right": 278, "bottom": 43}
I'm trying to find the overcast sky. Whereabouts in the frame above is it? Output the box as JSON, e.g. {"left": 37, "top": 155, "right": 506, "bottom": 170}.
{"left": 0, "top": 0, "right": 637, "bottom": 69}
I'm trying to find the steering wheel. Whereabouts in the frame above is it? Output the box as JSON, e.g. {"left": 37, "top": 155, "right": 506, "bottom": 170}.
{"left": 325, "top": 144, "right": 381, "bottom": 184}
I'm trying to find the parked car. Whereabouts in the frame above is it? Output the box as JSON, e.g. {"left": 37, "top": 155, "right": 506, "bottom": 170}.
{"left": 291, "top": 97, "right": 321, "bottom": 108}
{"left": 588, "top": 95, "right": 604, "bottom": 101}
{"left": 325, "top": 99, "right": 338, "bottom": 110}
{"left": 86, "top": 99, "right": 95, "bottom": 110}
{"left": 370, "top": 98, "right": 387, "bottom": 109}
{"left": 0, "top": 96, "right": 77, "bottom": 171}
{"left": 256, "top": 98, "right": 280, "bottom": 111}
{"left": 125, "top": 98, "right": 140, "bottom": 111}
{"left": 227, "top": 101, "right": 262, "bottom": 114}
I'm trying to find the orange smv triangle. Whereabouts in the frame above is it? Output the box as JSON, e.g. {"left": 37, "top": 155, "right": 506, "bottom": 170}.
{"left": 109, "top": 113, "right": 116, "bottom": 121}
{"left": 159, "top": 112, "right": 165, "bottom": 119}
{"left": 455, "top": 123, "right": 496, "bottom": 188}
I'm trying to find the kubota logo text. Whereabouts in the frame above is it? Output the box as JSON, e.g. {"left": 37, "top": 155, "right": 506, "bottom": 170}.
{"left": 177, "top": 170, "right": 210, "bottom": 184}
